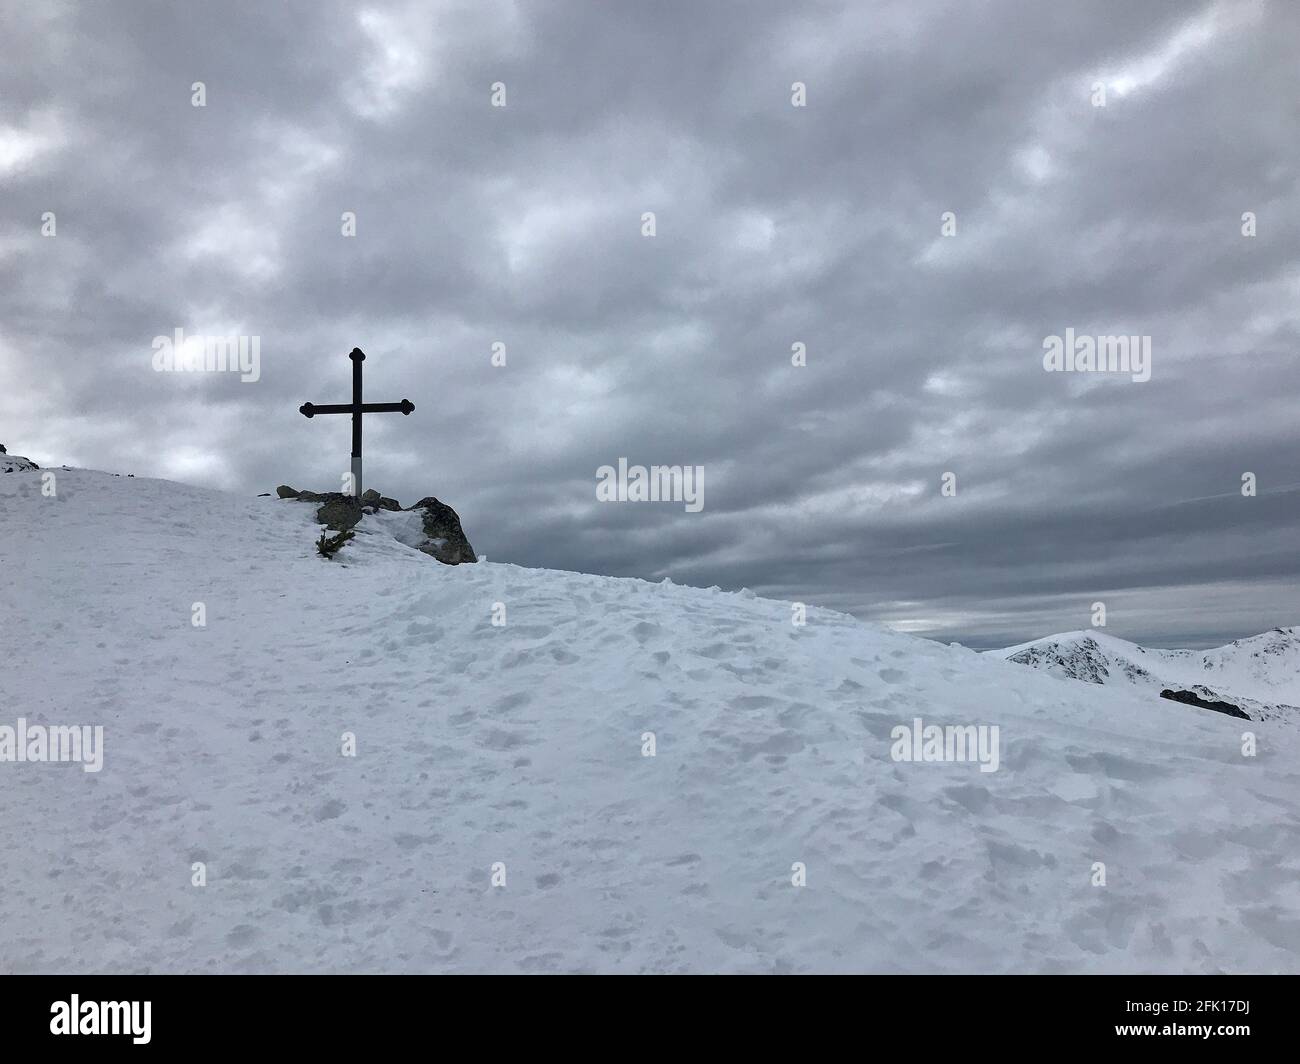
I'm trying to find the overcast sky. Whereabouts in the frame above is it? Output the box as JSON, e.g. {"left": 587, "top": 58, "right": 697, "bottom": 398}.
{"left": 3, "top": 0, "right": 1297, "bottom": 648}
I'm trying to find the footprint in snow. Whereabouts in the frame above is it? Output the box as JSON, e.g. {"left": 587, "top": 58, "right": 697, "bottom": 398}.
{"left": 631, "top": 620, "right": 663, "bottom": 644}
{"left": 314, "top": 799, "right": 346, "bottom": 821}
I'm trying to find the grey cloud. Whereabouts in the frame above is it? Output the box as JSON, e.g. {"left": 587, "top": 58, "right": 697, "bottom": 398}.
{"left": 3, "top": 0, "right": 1297, "bottom": 649}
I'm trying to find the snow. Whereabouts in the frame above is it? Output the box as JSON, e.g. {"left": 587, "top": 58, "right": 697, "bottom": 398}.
{"left": 3, "top": 466, "right": 1300, "bottom": 973}
{"left": 992, "top": 630, "right": 1300, "bottom": 725}
{"left": 364, "top": 506, "right": 430, "bottom": 550}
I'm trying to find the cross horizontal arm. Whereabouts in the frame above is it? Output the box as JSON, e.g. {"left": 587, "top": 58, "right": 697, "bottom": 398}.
{"left": 359, "top": 400, "right": 415, "bottom": 414}
{"left": 299, "top": 399, "right": 414, "bottom": 418}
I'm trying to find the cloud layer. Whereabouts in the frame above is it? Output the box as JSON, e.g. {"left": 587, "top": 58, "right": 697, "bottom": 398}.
{"left": 3, "top": 0, "right": 1298, "bottom": 647}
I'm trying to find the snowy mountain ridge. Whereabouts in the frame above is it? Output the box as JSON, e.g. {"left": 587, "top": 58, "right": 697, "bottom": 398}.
{"left": 3, "top": 466, "right": 1300, "bottom": 973}
{"left": 992, "top": 629, "right": 1300, "bottom": 725}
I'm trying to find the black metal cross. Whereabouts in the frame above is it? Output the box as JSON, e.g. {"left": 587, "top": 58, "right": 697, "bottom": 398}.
{"left": 299, "top": 348, "right": 414, "bottom": 498}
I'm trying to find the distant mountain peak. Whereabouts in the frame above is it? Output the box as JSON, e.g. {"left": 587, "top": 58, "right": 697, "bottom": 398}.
{"left": 991, "top": 628, "right": 1300, "bottom": 725}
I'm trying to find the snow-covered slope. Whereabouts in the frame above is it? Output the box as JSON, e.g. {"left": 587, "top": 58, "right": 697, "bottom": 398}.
{"left": 992, "top": 630, "right": 1300, "bottom": 725}
{"left": 3, "top": 468, "right": 1300, "bottom": 973}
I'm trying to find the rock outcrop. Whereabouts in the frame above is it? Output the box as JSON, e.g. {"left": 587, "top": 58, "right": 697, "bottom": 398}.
{"left": 2, "top": 453, "right": 39, "bottom": 473}
{"left": 1160, "top": 687, "right": 1252, "bottom": 720}
{"left": 407, "top": 496, "right": 477, "bottom": 565}
{"left": 361, "top": 488, "right": 401, "bottom": 512}
{"left": 276, "top": 485, "right": 364, "bottom": 530}
{"left": 315, "top": 495, "right": 365, "bottom": 532}
{"left": 276, "top": 485, "right": 476, "bottom": 563}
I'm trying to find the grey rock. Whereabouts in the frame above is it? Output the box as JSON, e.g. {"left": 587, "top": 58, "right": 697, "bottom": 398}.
{"left": 361, "top": 488, "right": 402, "bottom": 511}
{"left": 407, "top": 496, "right": 476, "bottom": 564}
{"left": 1160, "top": 688, "right": 1252, "bottom": 721}
{"left": 316, "top": 495, "right": 364, "bottom": 531}
{"left": 279, "top": 484, "right": 365, "bottom": 528}
{"left": 2, "top": 453, "right": 38, "bottom": 473}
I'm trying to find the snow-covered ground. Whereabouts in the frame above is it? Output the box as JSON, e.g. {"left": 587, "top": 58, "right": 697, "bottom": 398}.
{"left": 3, "top": 467, "right": 1299, "bottom": 973}
{"left": 993, "top": 629, "right": 1300, "bottom": 725}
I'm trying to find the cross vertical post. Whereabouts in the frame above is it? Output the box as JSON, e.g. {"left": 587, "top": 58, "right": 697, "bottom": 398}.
{"left": 350, "top": 349, "right": 364, "bottom": 497}
{"left": 299, "top": 347, "right": 415, "bottom": 499}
